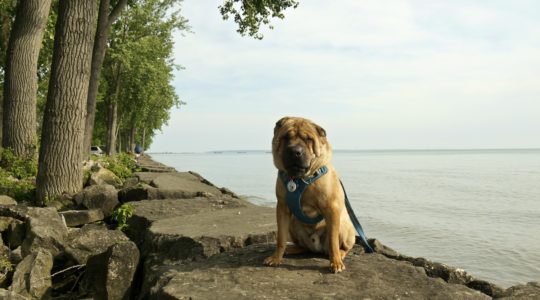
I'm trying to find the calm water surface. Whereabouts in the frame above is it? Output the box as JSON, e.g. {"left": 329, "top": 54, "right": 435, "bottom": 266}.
{"left": 151, "top": 149, "right": 540, "bottom": 287}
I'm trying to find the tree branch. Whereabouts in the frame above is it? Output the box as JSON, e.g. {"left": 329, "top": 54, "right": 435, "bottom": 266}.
{"left": 107, "top": 0, "right": 127, "bottom": 26}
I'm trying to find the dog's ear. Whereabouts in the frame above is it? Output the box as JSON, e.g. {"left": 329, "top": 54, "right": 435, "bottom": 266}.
{"left": 274, "top": 117, "right": 290, "bottom": 134}
{"left": 315, "top": 124, "right": 326, "bottom": 138}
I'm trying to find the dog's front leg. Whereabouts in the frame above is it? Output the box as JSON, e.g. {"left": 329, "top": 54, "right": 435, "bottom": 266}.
{"left": 264, "top": 201, "right": 289, "bottom": 266}
{"left": 325, "top": 203, "right": 345, "bottom": 273}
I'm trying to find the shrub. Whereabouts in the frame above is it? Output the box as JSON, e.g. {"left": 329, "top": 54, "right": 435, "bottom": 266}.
{"left": 0, "top": 150, "right": 37, "bottom": 203}
{"left": 111, "top": 203, "right": 134, "bottom": 231}
{"left": 95, "top": 153, "right": 137, "bottom": 180}
{"left": 0, "top": 148, "right": 38, "bottom": 179}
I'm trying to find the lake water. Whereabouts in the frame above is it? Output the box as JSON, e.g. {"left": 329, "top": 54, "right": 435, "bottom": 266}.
{"left": 151, "top": 149, "right": 540, "bottom": 287}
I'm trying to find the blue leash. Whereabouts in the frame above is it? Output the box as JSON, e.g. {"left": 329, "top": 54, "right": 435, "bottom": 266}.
{"left": 340, "top": 180, "right": 374, "bottom": 253}
{"left": 280, "top": 166, "right": 374, "bottom": 253}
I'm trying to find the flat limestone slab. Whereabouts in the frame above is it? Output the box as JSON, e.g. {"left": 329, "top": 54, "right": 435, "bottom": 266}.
{"left": 126, "top": 197, "right": 248, "bottom": 247}
{"left": 144, "top": 204, "right": 276, "bottom": 261}
{"left": 134, "top": 171, "right": 224, "bottom": 197}
{"left": 147, "top": 244, "right": 490, "bottom": 300}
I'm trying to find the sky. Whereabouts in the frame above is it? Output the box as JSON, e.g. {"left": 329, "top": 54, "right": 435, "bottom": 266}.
{"left": 149, "top": 0, "right": 540, "bottom": 152}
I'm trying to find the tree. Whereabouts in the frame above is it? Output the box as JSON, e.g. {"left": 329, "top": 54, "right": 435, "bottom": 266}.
{"left": 2, "top": 0, "right": 52, "bottom": 157}
{"left": 36, "top": 0, "right": 97, "bottom": 203}
{"left": 82, "top": 0, "right": 127, "bottom": 159}
{"left": 94, "top": 0, "right": 187, "bottom": 155}
{"left": 220, "top": 0, "right": 299, "bottom": 39}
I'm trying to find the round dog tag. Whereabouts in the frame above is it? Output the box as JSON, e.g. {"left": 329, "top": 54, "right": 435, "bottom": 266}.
{"left": 287, "top": 180, "right": 297, "bottom": 192}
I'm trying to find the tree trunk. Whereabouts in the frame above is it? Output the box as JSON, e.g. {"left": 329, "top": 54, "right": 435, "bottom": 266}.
{"left": 106, "top": 100, "right": 117, "bottom": 156}
{"left": 0, "top": 8, "right": 13, "bottom": 146}
{"left": 129, "top": 125, "right": 136, "bottom": 153}
{"left": 117, "top": 129, "right": 121, "bottom": 153}
{"left": 141, "top": 127, "right": 146, "bottom": 151}
{"left": 2, "top": 0, "right": 52, "bottom": 157}
{"left": 82, "top": 0, "right": 127, "bottom": 159}
{"left": 105, "top": 61, "right": 122, "bottom": 156}
{"left": 36, "top": 0, "right": 97, "bottom": 203}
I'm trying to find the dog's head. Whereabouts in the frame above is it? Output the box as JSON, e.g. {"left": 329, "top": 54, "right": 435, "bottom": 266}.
{"left": 272, "top": 116, "right": 332, "bottom": 178}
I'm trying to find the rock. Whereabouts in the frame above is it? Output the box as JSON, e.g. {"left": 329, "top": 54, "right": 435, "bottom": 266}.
{"left": 65, "top": 224, "right": 129, "bottom": 264}
{"left": 129, "top": 197, "right": 276, "bottom": 297}
{"left": 82, "top": 241, "right": 139, "bottom": 300}
{"left": 371, "top": 238, "right": 400, "bottom": 257}
{"left": 22, "top": 207, "right": 68, "bottom": 258}
{"left": 498, "top": 281, "right": 540, "bottom": 299}
{"left": 118, "top": 184, "right": 152, "bottom": 202}
{"left": 136, "top": 156, "right": 176, "bottom": 173}
{"left": 87, "top": 167, "right": 123, "bottom": 188}
{"left": 10, "top": 249, "right": 53, "bottom": 299}
{"left": 0, "top": 195, "right": 17, "bottom": 206}
{"left": 375, "top": 243, "right": 498, "bottom": 292}
{"left": 149, "top": 172, "right": 221, "bottom": 194}
{"left": 118, "top": 172, "right": 226, "bottom": 203}
{"left": 0, "top": 216, "right": 14, "bottom": 232}
{"left": 0, "top": 289, "right": 27, "bottom": 300}
{"left": 220, "top": 187, "right": 239, "bottom": 198}
{"left": 0, "top": 205, "right": 28, "bottom": 220}
{"left": 10, "top": 246, "right": 22, "bottom": 265}
{"left": 134, "top": 172, "right": 161, "bottom": 183}
{"left": 118, "top": 184, "right": 216, "bottom": 203}
{"left": 59, "top": 209, "right": 104, "bottom": 227}
{"left": 124, "top": 197, "right": 271, "bottom": 256}
{"left": 0, "top": 243, "right": 11, "bottom": 287}
{"left": 145, "top": 244, "right": 490, "bottom": 300}
{"left": 74, "top": 184, "right": 119, "bottom": 217}
{"left": 144, "top": 204, "right": 276, "bottom": 261}
{"left": 3, "top": 218, "right": 25, "bottom": 249}
{"left": 45, "top": 193, "right": 77, "bottom": 211}
{"left": 122, "top": 176, "right": 139, "bottom": 188}
{"left": 467, "top": 279, "right": 505, "bottom": 297}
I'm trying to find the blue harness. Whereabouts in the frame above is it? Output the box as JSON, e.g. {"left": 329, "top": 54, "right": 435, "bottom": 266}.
{"left": 279, "top": 166, "right": 374, "bottom": 253}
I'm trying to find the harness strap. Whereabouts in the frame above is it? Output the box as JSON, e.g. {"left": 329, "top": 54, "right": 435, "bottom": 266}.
{"left": 279, "top": 166, "right": 374, "bottom": 253}
{"left": 279, "top": 166, "right": 328, "bottom": 224}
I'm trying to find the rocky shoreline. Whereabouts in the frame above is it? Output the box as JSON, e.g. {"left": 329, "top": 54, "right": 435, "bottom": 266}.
{"left": 0, "top": 155, "right": 538, "bottom": 299}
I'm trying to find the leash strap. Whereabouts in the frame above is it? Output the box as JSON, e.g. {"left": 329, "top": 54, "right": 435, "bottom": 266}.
{"left": 341, "top": 180, "right": 374, "bottom": 253}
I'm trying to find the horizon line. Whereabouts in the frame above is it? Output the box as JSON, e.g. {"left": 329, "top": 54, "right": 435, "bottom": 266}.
{"left": 147, "top": 147, "right": 540, "bottom": 154}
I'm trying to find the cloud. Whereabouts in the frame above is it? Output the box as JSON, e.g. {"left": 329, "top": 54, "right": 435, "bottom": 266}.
{"left": 150, "top": 0, "right": 540, "bottom": 152}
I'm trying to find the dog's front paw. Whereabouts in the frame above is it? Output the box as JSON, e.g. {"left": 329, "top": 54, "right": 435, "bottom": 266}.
{"left": 330, "top": 258, "right": 346, "bottom": 273}
{"left": 264, "top": 255, "right": 283, "bottom": 266}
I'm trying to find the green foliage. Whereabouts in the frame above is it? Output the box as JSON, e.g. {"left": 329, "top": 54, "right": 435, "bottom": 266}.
{"left": 0, "top": 252, "right": 13, "bottom": 280}
{"left": 93, "top": 0, "right": 189, "bottom": 150}
{"left": 94, "top": 152, "right": 137, "bottom": 180}
{"left": 111, "top": 203, "right": 134, "bottom": 231}
{"left": 0, "top": 168, "right": 36, "bottom": 203}
{"left": 0, "top": 148, "right": 37, "bottom": 179}
{"left": 0, "top": 148, "right": 37, "bottom": 203}
{"left": 219, "top": 0, "right": 299, "bottom": 39}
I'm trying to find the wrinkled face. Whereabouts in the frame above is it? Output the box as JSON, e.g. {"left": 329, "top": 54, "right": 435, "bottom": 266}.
{"left": 272, "top": 117, "right": 331, "bottom": 178}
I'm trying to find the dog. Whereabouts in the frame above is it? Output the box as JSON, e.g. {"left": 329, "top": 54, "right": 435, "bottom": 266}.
{"left": 264, "top": 116, "right": 356, "bottom": 273}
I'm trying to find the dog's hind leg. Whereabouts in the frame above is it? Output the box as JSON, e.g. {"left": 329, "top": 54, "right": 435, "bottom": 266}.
{"left": 285, "top": 244, "right": 308, "bottom": 255}
{"left": 339, "top": 248, "right": 351, "bottom": 260}
{"left": 339, "top": 231, "right": 356, "bottom": 260}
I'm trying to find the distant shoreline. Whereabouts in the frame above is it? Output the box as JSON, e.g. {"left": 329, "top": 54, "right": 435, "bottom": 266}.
{"left": 148, "top": 148, "right": 540, "bottom": 155}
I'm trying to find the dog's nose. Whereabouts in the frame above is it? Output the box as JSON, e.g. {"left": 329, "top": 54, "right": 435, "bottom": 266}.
{"left": 290, "top": 145, "right": 304, "bottom": 158}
